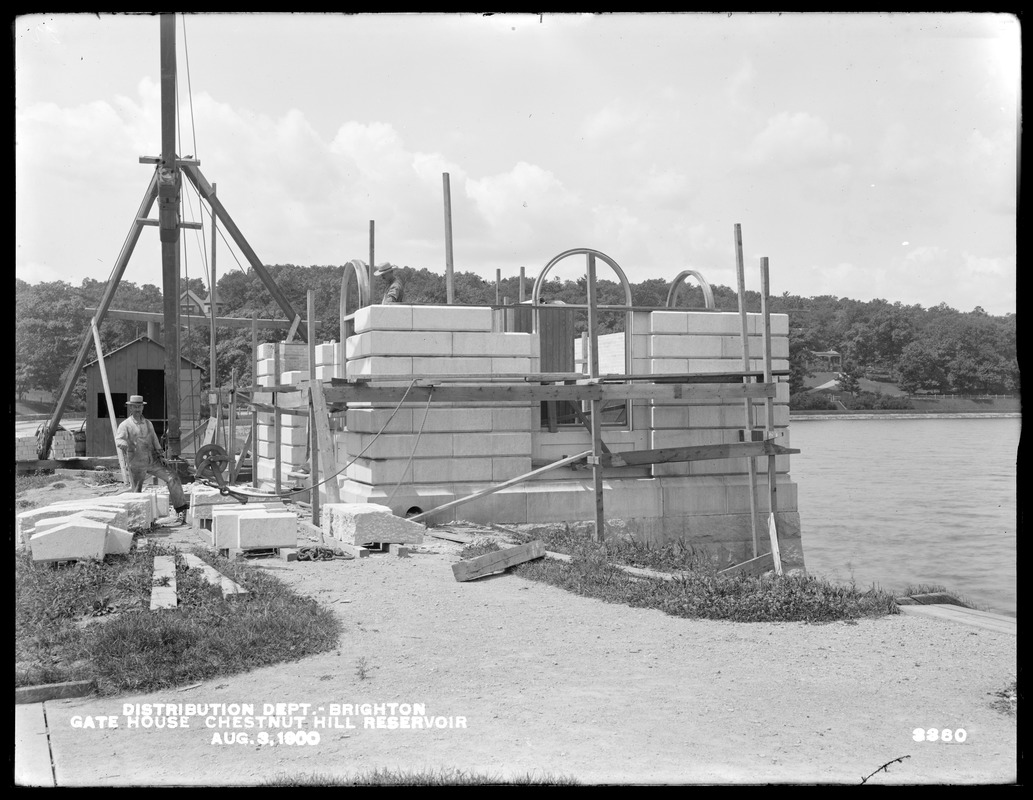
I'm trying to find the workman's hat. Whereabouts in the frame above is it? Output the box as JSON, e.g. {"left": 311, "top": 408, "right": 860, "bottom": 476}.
{"left": 374, "top": 263, "right": 398, "bottom": 277}
{"left": 127, "top": 395, "right": 147, "bottom": 405}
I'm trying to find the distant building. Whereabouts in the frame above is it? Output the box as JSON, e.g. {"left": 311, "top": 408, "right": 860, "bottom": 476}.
{"left": 809, "top": 350, "right": 842, "bottom": 371}
{"left": 83, "top": 336, "right": 205, "bottom": 458}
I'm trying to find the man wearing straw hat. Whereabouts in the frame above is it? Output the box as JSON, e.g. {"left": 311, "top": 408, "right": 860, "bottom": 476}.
{"left": 374, "top": 263, "right": 405, "bottom": 304}
{"left": 115, "top": 394, "right": 190, "bottom": 525}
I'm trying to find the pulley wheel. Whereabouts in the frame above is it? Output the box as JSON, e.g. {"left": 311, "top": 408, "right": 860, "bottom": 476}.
{"left": 195, "top": 443, "right": 229, "bottom": 479}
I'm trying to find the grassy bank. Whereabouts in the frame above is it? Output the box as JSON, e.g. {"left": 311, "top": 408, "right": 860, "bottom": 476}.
{"left": 467, "top": 531, "right": 898, "bottom": 624}
{"left": 15, "top": 545, "right": 341, "bottom": 695}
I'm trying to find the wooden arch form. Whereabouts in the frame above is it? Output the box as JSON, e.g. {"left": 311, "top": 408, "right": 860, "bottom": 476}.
{"left": 666, "top": 269, "right": 716, "bottom": 309}
{"left": 339, "top": 259, "right": 371, "bottom": 342}
{"left": 529, "top": 248, "right": 634, "bottom": 331}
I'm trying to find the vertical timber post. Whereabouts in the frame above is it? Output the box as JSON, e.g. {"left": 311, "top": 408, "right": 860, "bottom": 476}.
{"left": 586, "top": 253, "right": 606, "bottom": 543}
{"left": 158, "top": 13, "right": 182, "bottom": 458}
{"left": 760, "top": 257, "right": 783, "bottom": 575}
{"left": 209, "top": 182, "right": 218, "bottom": 413}
{"left": 227, "top": 367, "right": 237, "bottom": 482}
{"left": 443, "top": 173, "right": 455, "bottom": 304}
{"left": 308, "top": 291, "right": 319, "bottom": 527}
{"left": 368, "top": 220, "right": 375, "bottom": 298}
{"left": 734, "top": 224, "right": 761, "bottom": 558}
{"left": 252, "top": 315, "right": 259, "bottom": 488}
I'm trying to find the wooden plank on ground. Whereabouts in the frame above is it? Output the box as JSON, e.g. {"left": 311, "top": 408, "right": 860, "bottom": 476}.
{"left": 14, "top": 703, "right": 54, "bottom": 787}
{"left": 897, "top": 604, "right": 1016, "bottom": 635}
{"left": 717, "top": 551, "right": 774, "bottom": 578}
{"left": 150, "top": 555, "right": 178, "bottom": 610}
{"left": 181, "top": 553, "right": 248, "bottom": 598}
{"left": 452, "top": 540, "right": 545, "bottom": 582}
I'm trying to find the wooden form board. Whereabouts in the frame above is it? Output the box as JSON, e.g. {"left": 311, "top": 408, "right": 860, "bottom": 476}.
{"left": 452, "top": 540, "right": 545, "bottom": 582}
{"left": 304, "top": 381, "right": 341, "bottom": 506}
{"left": 323, "top": 381, "right": 777, "bottom": 405}
{"left": 603, "top": 440, "right": 798, "bottom": 468}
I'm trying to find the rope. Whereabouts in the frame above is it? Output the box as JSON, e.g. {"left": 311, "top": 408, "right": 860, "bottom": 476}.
{"left": 198, "top": 379, "right": 420, "bottom": 499}
{"left": 387, "top": 387, "right": 435, "bottom": 505}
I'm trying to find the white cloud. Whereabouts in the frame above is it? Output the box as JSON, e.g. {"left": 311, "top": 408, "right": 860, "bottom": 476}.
{"left": 743, "top": 111, "right": 851, "bottom": 169}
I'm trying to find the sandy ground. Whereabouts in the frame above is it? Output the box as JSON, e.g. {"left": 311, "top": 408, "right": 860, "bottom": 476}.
{"left": 16, "top": 474, "right": 1019, "bottom": 786}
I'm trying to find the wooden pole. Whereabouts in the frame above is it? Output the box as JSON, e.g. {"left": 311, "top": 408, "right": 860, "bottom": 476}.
{"left": 368, "top": 220, "right": 375, "bottom": 297}
{"left": 91, "top": 322, "right": 129, "bottom": 486}
{"left": 443, "top": 173, "right": 455, "bottom": 304}
{"left": 41, "top": 175, "right": 159, "bottom": 457}
{"left": 307, "top": 291, "right": 319, "bottom": 526}
{"left": 586, "top": 253, "right": 606, "bottom": 543}
{"left": 159, "top": 13, "right": 182, "bottom": 457}
{"left": 274, "top": 347, "right": 281, "bottom": 496}
{"left": 182, "top": 165, "right": 306, "bottom": 340}
{"left": 519, "top": 267, "right": 526, "bottom": 303}
{"left": 760, "top": 256, "right": 783, "bottom": 575}
{"left": 734, "top": 223, "right": 761, "bottom": 558}
{"left": 227, "top": 367, "right": 237, "bottom": 482}
{"left": 209, "top": 182, "right": 218, "bottom": 409}
{"left": 495, "top": 268, "right": 501, "bottom": 306}
{"left": 408, "top": 450, "right": 593, "bottom": 524}
{"left": 252, "top": 315, "right": 259, "bottom": 488}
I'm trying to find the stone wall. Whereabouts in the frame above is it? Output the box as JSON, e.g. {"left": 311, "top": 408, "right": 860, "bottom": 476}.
{"left": 253, "top": 305, "right": 803, "bottom": 569}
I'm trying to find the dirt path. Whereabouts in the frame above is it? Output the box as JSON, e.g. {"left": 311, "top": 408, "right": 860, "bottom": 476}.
{"left": 18, "top": 476, "right": 1018, "bottom": 785}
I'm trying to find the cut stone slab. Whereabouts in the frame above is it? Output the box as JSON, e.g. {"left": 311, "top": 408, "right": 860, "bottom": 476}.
{"left": 30, "top": 519, "right": 108, "bottom": 562}
{"left": 105, "top": 493, "right": 159, "bottom": 528}
{"left": 210, "top": 504, "right": 291, "bottom": 548}
{"left": 17, "top": 505, "right": 125, "bottom": 546}
{"left": 321, "top": 503, "right": 425, "bottom": 546}
{"left": 31, "top": 509, "right": 127, "bottom": 543}
{"left": 220, "top": 511, "right": 299, "bottom": 550}
{"left": 151, "top": 555, "right": 178, "bottom": 610}
{"left": 104, "top": 525, "right": 134, "bottom": 555}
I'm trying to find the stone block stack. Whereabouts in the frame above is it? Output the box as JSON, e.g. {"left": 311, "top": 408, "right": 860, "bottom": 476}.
{"left": 338, "top": 304, "right": 539, "bottom": 516}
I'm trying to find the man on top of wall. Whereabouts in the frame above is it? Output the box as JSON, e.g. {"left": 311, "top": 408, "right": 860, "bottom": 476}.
{"left": 115, "top": 394, "right": 190, "bottom": 525}
{"left": 375, "top": 263, "right": 405, "bottom": 304}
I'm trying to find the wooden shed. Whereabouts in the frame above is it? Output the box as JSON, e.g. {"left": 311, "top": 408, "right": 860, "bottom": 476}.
{"left": 83, "top": 336, "right": 205, "bottom": 458}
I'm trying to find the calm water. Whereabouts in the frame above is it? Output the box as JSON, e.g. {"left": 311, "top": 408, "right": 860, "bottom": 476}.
{"left": 789, "top": 416, "right": 1019, "bottom": 617}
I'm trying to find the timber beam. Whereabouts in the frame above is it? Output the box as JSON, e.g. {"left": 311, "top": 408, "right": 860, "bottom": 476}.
{"left": 322, "top": 381, "right": 778, "bottom": 405}
{"left": 601, "top": 440, "right": 799, "bottom": 468}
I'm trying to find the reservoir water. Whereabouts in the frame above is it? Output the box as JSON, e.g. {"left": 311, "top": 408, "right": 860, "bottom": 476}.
{"left": 789, "top": 415, "right": 1019, "bottom": 617}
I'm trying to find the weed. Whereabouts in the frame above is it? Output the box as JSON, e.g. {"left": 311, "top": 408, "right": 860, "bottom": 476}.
{"left": 263, "top": 768, "right": 580, "bottom": 786}
{"left": 355, "top": 656, "right": 371, "bottom": 680}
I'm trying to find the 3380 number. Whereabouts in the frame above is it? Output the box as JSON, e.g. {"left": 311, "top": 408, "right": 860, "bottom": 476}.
{"left": 913, "top": 728, "right": 967, "bottom": 743}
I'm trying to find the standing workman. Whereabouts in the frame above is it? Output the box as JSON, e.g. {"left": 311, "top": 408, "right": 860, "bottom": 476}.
{"left": 115, "top": 394, "right": 191, "bottom": 525}
{"left": 375, "top": 263, "right": 405, "bottom": 304}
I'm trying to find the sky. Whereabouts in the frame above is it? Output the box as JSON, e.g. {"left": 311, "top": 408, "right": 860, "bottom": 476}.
{"left": 15, "top": 12, "right": 1020, "bottom": 315}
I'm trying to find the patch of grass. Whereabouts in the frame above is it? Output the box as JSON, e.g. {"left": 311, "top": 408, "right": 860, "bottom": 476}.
{"left": 263, "top": 768, "right": 580, "bottom": 786}
{"left": 15, "top": 545, "right": 341, "bottom": 695}
{"left": 458, "top": 538, "right": 502, "bottom": 560}
{"left": 509, "top": 532, "right": 897, "bottom": 623}
{"left": 15, "top": 471, "right": 65, "bottom": 494}
{"left": 989, "top": 680, "right": 1017, "bottom": 716}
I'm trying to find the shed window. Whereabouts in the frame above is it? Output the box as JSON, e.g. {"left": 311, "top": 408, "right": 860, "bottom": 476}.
{"left": 97, "top": 393, "right": 128, "bottom": 419}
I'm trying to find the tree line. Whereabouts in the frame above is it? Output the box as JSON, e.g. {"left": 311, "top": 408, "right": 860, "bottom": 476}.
{"left": 15, "top": 266, "right": 1017, "bottom": 410}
